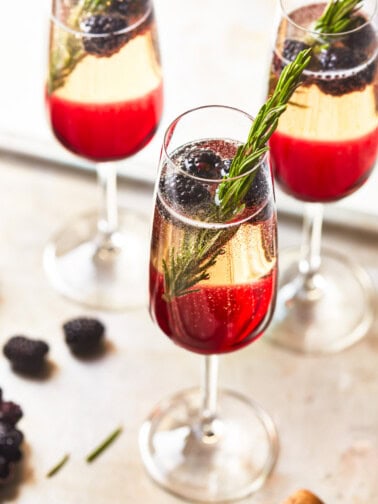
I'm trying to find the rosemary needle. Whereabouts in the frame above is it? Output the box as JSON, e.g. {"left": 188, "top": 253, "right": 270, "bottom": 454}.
{"left": 86, "top": 426, "right": 123, "bottom": 463}
{"left": 46, "top": 453, "right": 70, "bottom": 478}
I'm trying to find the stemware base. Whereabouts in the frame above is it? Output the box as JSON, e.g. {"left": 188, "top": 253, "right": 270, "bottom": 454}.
{"left": 266, "top": 247, "right": 375, "bottom": 355}
{"left": 139, "top": 387, "right": 278, "bottom": 503}
{"left": 43, "top": 208, "right": 149, "bottom": 310}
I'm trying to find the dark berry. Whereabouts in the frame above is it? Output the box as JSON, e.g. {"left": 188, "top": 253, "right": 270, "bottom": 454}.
{"left": 283, "top": 39, "right": 311, "bottom": 62}
{"left": 220, "top": 158, "right": 232, "bottom": 177}
{"left": 316, "top": 49, "right": 376, "bottom": 96}
{"left": 0, "top": 424, "right": 23, "bottom": 462}
{"left": 3, "top": 336, "right": 49, "bottom": 374}
{"left": 63, "top": 317, "right": 105, "bottom": 355}
{"left": 162, "top": 174, "right": 211, "bottom": 209}
{"left": 81, "top": 14, "right": 129, "bottom": 56}
{"left": 243, "top": 169, "right": 269, "bottom": 208}
{"left": 346, "top": 15, "right": 376, "bottom": 51}
{"left": 318, "top": 46, "right": 364, "bottom": 71}
{"left": 0, "top": 456, "right": 10, "bottom": 480}
{"left": 0, "top": 402, "right": 23, "bottom": 427}
{"left": 109, "top": 0, "right": 149, "bottom": 17}
{"left": 183, "top": 149, "right": 224, "bottom": 179}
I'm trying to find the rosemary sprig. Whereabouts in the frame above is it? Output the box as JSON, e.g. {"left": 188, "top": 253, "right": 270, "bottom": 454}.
{"left": 46, "top": 453, "right": 70, "bottom": 478}
{"left": 314, "top": 0, "right": 363, "bottom": 34}
{"left": 162, "top": 49, "right": 311, "bottom": 301}
{"left": 86, "top": 426, "right": 123, "bottom": 463}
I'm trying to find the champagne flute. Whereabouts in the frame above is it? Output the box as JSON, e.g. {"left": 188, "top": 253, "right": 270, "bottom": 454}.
{"left": 44, "top": 0, "right": 163, "bottom": 310}
{"left": 267, "top": 0, "right": 377, "bottom": 353}
{"left": 139, "top": 105, "right": 279, "bottom": 502}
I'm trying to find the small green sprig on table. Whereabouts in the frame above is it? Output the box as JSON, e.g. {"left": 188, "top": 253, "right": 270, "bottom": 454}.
{"left": 161, "top": 49, "right": 312, "bottom": 302}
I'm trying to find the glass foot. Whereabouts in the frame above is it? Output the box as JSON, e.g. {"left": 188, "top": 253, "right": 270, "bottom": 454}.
{"left": 43, "top": 208, "right": 149, "bottom": 310}
{"left": 139, "top": 387, "right": 278, "bottom": 503}
{"left": 266, "top": 247, "right": 375, "bottom": 354}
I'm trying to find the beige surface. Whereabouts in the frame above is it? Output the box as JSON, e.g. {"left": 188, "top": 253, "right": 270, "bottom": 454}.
{"left": 0, "top": 152, "right": 377, "bottom": 503}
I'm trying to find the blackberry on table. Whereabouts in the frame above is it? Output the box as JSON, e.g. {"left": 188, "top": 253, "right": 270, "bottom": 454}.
{"left": 81, "top": 14, "right": 129, "bottom": 56}
{"left": 63, "top": 317, "right": 105, "bottom": 355}
{"left": 0, "top": 401, "right": 23, "bottom": 427}
{"left": 3, "top": 336, "right": 49, "bottom": 374}
{"left": 162, "top": 174, "right": 211, "bottom": 209}
{"left": 182, "top": 149, "right": 224, "bottom": 179}
{"left": 0, "top": 424, "right": 23, "bottom": 462}
{"left": 0, "top": 390, "right": 24, "bottom": 484}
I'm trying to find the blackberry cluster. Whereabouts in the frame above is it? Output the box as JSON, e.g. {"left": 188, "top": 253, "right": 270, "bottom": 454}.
{"left": 162, "top": 174, "right": 211, "bottom": 210}
{"left": 109, "top": 0, "right": 149, "bottom": 17}
{"left": 3, "top": 336, "right": 49, "bottom": 374}
{"left": 281, "top": 12, "right": 377, "bottom": 97}
{"left": 63, "top": 318, "right": 105, "bottom": 355}
{"left": 283, "top": 39, "right": 311, "bottom": 63}
{"left": 81, "top": 14, "right": 129, "bottom": 56}
{"left": 182, "top": 149, "right": 226, "bottom": 179}
{"left": 0, "top": 389, "right": 24, "bottom": 483}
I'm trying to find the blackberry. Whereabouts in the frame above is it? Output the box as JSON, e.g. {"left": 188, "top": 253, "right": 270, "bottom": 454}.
{"left": 63, "top": 317, "right": 105, "bottom": 355}
{"left": 0, "top": 391, "right": 24, "bottom": 484}
{"left": 0, "top": 424, "right": 23, "bottom": 462}
{"left": 0, "top": 402, "right": 23, "bottom": 427}
{"left": 162, "top": 174, "right": 211, "bottom": 209}
{"left": 283, "top": 39, "right": 311, "bottom": 62}
{"left": 243, "top": 169, "right": 270, "bottom": 210}
{"left": 346, "top": 16, "right": 376, "bottom": 51}
{"left": 0, "top": 456, "right": 10, "bottom": 480}
{"left": 109, "top": 0, "right": 149, "bottom": 17}
{"left": 316, "top": 47, "right": 376, "bottom": 96}
{"left": 183, "top": 149, "right": 224, "bottom": 179}
{"left": 220, "top": 158, "right": 232, "bottom": 177}
{"left": 3, "top": 336, "right": 49, "bottom": 374}
{"left": 81, "top": 14, "right": 129, "bottom": 56}
{"left": 318, "top": 46, "right": 364, "bottom": 71}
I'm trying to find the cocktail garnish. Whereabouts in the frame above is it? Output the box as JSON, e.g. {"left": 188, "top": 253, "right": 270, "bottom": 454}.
{"left": 86, "top": 426, "right": 123, "bottom": 463}
{"left": 161, "top": 49, "right": 311, "bottom": 302}
{"left": 314, "top": 0, "right": 363, "bottom": 34}
{"left": 48, "top": 0, "right": 146, "bottom": 92}
{"left": 46, "top": 454, "right": 70, "bottom": 478}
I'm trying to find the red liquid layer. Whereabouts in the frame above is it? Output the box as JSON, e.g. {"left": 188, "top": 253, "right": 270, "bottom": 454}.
{"left": 150, "top": 265, "right": 277, "bottom": 355}
{"left": 47, "top": 84, "right": 163, "bottom": 161}
{"left": 269, "top": 128, "right": 378, "bottom": 202}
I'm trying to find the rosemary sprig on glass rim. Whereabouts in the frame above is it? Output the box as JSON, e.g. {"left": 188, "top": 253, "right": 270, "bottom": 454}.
{"left": 161, "top": 49, "right": 312, "bottom": 302}
{"left": 314, "top": 0, "right": 363, "bottom": 34}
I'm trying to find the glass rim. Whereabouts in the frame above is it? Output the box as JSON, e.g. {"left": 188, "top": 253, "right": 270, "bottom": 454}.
{"left": 279, "top": 0, "right": 378, "bottom": 37}
{"left": 50, "top": 3, "right": 151, "bottom": 37}
{"left": 162, "top": 104, "right": 268, "bottom": 184}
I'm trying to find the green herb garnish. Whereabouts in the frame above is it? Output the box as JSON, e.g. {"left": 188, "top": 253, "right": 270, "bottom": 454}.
{"left": 314, "top": 0, "right": 363, "bottom": 34}
{"left": 49, "top": 0, "right": 111, "bottom": 92}
{"left": 86, "top": 426, "right": 123, "bottom": 463}
{"left": 162, "top": 49, "right": 311, "bottom": 301}
{"left": 46, "top": 453, "right": 70, "bottom": 478}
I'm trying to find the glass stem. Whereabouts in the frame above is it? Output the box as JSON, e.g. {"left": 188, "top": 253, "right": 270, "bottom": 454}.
{"left": 97, "top": 162, "right": 119, "bottom": 237}
{"left": 200, "top": 355, "right": 219, "bottom": 442}
{"left": 298, "top": 202, "right": 324, "bottom": 293}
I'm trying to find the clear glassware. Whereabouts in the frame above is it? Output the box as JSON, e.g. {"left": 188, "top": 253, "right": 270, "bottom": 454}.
{"left": 44, "top": 0, "right": 163, "bottom": 310}
{"left": 266, "top": 0, "right": 377, "bottom": 354}
{"left": 139, "top": 105, "right": 279, "bottom": 502}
